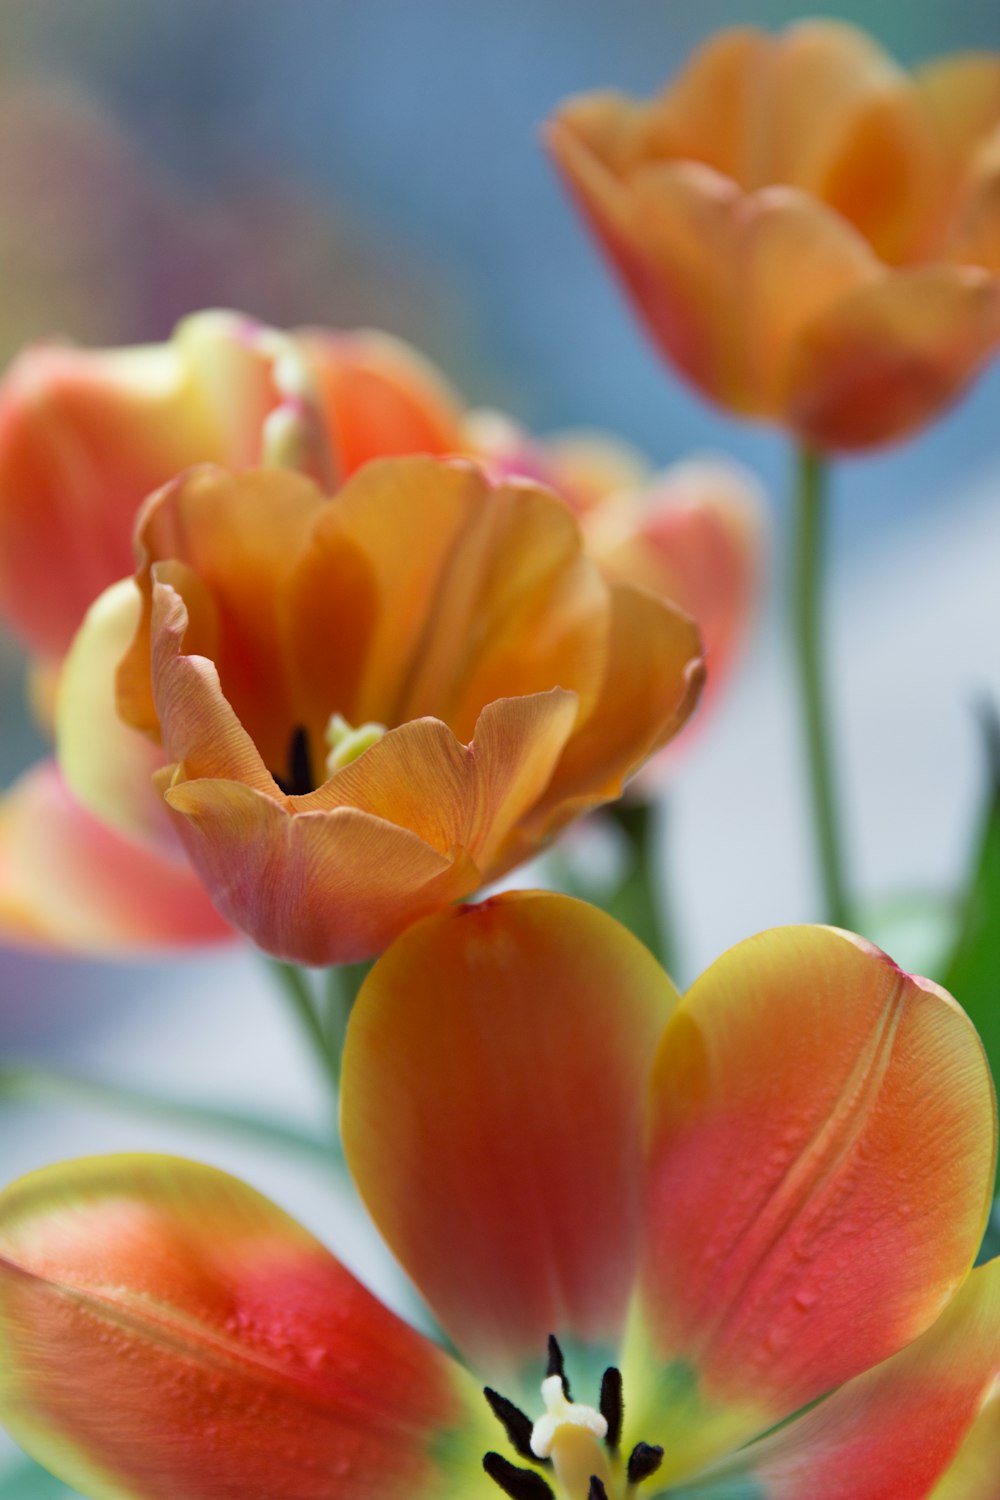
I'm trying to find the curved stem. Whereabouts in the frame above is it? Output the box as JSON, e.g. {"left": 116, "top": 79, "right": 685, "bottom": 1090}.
{"left": 792, "top": 447, "right": 851, "bottom": 928}
{"left": 266, "top": 960, "right": 342, "bottom": 1111}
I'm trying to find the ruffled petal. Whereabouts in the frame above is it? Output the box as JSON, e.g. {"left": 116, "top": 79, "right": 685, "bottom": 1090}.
{"left": 341, "top": 892, "right": 678, "bottom": 1390}
{"left": 690, "top": 1259, "right": 1000, "bottom": 1500}
{"left": 622, "top": 926, "right": 996, "bottom": 1482}
{"left": 790, "top": 263, "right": 1000, "bottom": 449}
{"left": 164, "top": 777, "right": 478, "bottom": 965}
{"left": 0, "top": 761, "right": 230, "bottom": 954}
{"left": 0, "top": 1156, "right": 493, "bottom": 1500}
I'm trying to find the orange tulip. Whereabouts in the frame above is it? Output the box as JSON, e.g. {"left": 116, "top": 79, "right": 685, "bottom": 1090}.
{"left": 547, "top": 22, "right": 1000, "bottom": 449}
{"left": 0, "top": 312, "right": 464, "bottom": 954}
{"left": 61, "top": 458, "right": 703, "bottom": 965}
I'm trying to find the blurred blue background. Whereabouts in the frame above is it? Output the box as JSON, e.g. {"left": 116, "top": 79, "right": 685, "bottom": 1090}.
{"left": 1, "top": 3, "right": 1000, "bottom": 1490}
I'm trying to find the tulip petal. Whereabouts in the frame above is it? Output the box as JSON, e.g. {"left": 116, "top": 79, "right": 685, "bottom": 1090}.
{"left": 0, "top": 1156, "right": 494, "bottom": 1500}
{"left": 341, "top": 892, "right": 678, "bottom": 1391}
{"left": 57, "top": 578, "right": 176, "bottom": 851}
{"left": 0, "top": 341, "right": 217, "bottom": 660}
{"left": 790, "top": 263, "right": 1000, "bottom": 448}
{"left": 164, "top": 777, "right": 478, "bottom": 965}
{"left": 684, "top": 1259, "right": 1000, "bottom": 1500}
{"left": 529, "top": 581, "right": 704, "bottom": 838}
{"left": 947, "top": 130, "right": 1000, "bottom": 273}
{"left": 623, "top": 926, "right": 996, "bottom": 1481}
{"left": 915, "top": 54, "right": 1000, "bottom": 173}
{"left": 929, "top": 1380, "right": 1000, "bottom": 1500}
{"left": 300, "top": 329, "right": 463, "bottom": 477}
{"left": 0, "top": 761, "right": 230, "bottom": 954}
{"left": 285, "top": 456, "right": 607, "bottom": 745}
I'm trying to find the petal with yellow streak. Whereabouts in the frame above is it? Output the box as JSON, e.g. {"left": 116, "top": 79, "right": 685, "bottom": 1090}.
{"left": 789, "top": 263, "right": 1000, "bottom": 449}
{"left": 0, "top": 760, "right": 230, "bottom": 954}
{"left": 0, "top": 1155, "right": 494, "bottom": 1500}
{"left": 621, "top": 926, "right": 996, "bottom": 1483}
{"left": 341, "top": 892, "right": 678, "bottom": 1391}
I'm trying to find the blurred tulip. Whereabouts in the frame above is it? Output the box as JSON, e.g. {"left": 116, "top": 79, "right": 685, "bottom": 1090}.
{"left": 548, "top": 22, "right": 1000, "bottom": 450}
{"left": 0, "top": 897, "right": 996, "bottom": 1498}
{"left": 60, "top": 458, "right": 703, "bottom": 964}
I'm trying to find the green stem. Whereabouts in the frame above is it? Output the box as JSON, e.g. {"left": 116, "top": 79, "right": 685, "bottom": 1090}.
{"left": 0, "top": 1062, "right": 336, "bottom": 1166}
{"left": 324, "top": 961, "right": 372, "bottom": 1072}
{"left": 792, "top": 447, "right": 851, "bottom": 928}
{"left": 266, "top": 960, "right": 342, "bottom": 1108}
{"left": 605, "top": 798, "right": 673, "bottom": 972}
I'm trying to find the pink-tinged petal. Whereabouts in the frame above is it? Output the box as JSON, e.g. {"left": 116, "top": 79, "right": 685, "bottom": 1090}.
{"left": 341, "top": 892, "right": 678, "bottom": 1388}
{"left": 789, "top": 263, "right": 1000, "bottom": 449}
{"left": 0, "top": 1155, "right": 494, "bottom": 1500}
{"left": 623, "top": 926, "right": 996, "bottom": 1480}
{"left": 0, "top": 341, "right": 216, "bottom": 660}
{"left": 929, "top": 1378, "right": 1000, "bottom": 1500}
{"left": 0, "top": 761, "right": 231, "bottom": 954}
{"left": 699, "top": 1259, "right": 1000, "bottom": 1500}
{"left": 164, "top": 777, "right": 478, "bottom": 966}
{"left": 56, "top": 578, "right": 176, "bottom": 851}
{"left": 299, "top": 328, "right": 464, "bottom": 477}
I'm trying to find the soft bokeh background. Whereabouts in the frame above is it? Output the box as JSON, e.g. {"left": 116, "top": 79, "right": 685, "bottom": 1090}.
{"left": 2, "top": 2, "right": 1000, "bottom": 1490}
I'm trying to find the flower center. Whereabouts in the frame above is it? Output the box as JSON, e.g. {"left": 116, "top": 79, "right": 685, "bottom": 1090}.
{"left": 482, "top": 1335, "right": 663, "bottom": 1500}
{"left": 324, "top": 713, "right": 387, "bottom": 775}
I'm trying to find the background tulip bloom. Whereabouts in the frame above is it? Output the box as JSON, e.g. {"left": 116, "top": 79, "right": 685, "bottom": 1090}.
{"left": 61, "top": 460, "right": 703, "bottom": 965}
{"left": 0, "top": 895, "right": 997, "bottom": 1498}
{"left": 547, "top": 22, "right": 1000, "bottom": 450}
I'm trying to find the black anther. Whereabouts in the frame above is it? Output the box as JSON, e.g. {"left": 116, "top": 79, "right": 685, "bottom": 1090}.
{"left": 599, "top": 1366, "right": 623, "bottom": 1452}
{"left": 546, "top": 1333, "right": 571, "bottom": 1399}
{"left": 483, "top": 1387, "right": 537, "bottom": 1462}
{"left": 275, "top": 724, "right": 313, "bottom": 796}
{"left": 587, "top": 1479, "right": 609, "bottom": 1500}
{"left": 483, "top": 1452, "right": 555, "bottom": 1499}
{"left": 627, "top": 1442, "right": 665, "bottom": 1485}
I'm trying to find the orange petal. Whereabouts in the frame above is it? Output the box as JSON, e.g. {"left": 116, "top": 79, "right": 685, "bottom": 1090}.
{"left": 303, "top": 692, "right": 578, "bottom": 874}
{"left": 341, "top": 892, "right": 678, "bottom": 1388}
{"left": 529, "top": 581, "right": 704, "bottom": 838}
{"left": 637, "top": 27, "right": 767, "bottom": 180}
{"left": 946, "top": 128, "right": 1000, "bottom": 272}
{"left": 164, "top": 777, "right": 478, "bottom": 965}
{"left": 284, "top": 456, "right": 608, "bottom": 742}
{"left": 300, "top": 328, "right": 463, "bottom": 478}
{"left": 623, "top": 926, "right": 996, "bottom": 1479}
{"left": 789, "top": 263, "right": 1000, "bottom": 449}
{"left": 0, "top": 760, "right": 231, "bottom": 954}
{"left": 121, "top": 465, "right": 324, "bottom": 771}
{"left": 712, "top": 1259, "right": 1000, "bottom": 1500}
{"left": 929, "top": 1372, "right": 1000, "bottom": 1500}
{"left": 0, "top": 1155, "right": 493, "bottom": 1500}
{"left": 915, "top": 54, "right": 1000, "bottom": 172}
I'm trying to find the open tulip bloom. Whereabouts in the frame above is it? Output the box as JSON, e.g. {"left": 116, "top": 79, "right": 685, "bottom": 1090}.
{"left": 1, "top": 893, "right": 998, "bottom": 1500}
{"left": 57, "top": 455, "right": 703, "bottom": 965}
{"left": 547, "top": 20, "right": 1000, "bottom": 451}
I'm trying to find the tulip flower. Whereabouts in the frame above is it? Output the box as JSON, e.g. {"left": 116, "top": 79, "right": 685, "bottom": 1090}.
{"left": 60, "top": 459, "right": 703, "bottom": 965}
{"left": 547, "top": 21, "right": 1000, "bottom": 450}
{"left": 0, "top": 893, "right": 997, "bottom": 1498}
{"left": 0, "top": 311, "right": 464, "bottom": 954}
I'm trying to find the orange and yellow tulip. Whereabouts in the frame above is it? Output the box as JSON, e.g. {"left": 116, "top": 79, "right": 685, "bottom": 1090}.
{"left": 548, "top": 22, "right": 1000, "bottom": 449}
{"left": 61, "top": 461, "right": 703, "bottom": 964}
{"left": 0, "top": 312, "right": 464, "bottom": 954}
{"left": 0, "top": 894, "right": 996, "bottom": 1498}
